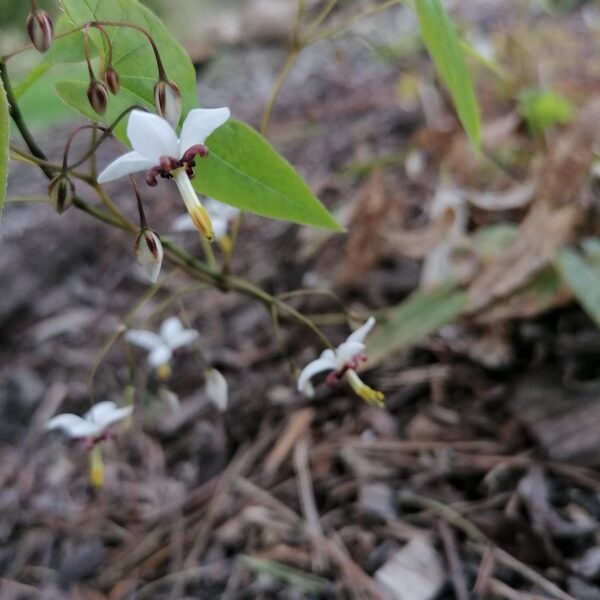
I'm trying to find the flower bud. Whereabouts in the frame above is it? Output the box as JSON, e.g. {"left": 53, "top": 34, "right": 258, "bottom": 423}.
{"left": 87, "top": 79, "right": 109, "bottom": 115}
{"left": 26, "top": 10, "right": 53, "bottom": 53}
{"left": 154, "top": 79, "right": 182, "bottom": 127}
{"left": 104, "top": 66, "right": 120, "bottom": 95}
{"left": 135, "top": 228, "right": 164, "bottom": 284}
{"left": 48, "top": 174, "right": 75, "bottom": 214}
{"left": 204, "top": 368, "right": 228, "bottom": 411}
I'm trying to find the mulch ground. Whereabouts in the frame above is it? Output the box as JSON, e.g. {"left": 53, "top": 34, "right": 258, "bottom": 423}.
{"left": 2, "top": 3, "right": 600, "bottom": 599}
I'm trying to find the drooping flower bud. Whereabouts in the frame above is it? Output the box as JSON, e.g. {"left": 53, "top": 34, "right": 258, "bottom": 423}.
{"left": 135, "top": 228, "right": 164, "bottom": 284}
{"left": 204, "top": 368, "right": 228, "bottom": 411}
{"left": 154, "top": 79, "right": 182, "bottom": 127}
{"left": 104, "top": 66, "right": 120, "bottom": 95}
{"left": 48, "top": 174, "right": 75, "bottom": 214}
{"left": 87, "top": 79, "right": 109, "bottom": 115}
{"left": 26, "top": 10, "right": 53, "bottom": 53}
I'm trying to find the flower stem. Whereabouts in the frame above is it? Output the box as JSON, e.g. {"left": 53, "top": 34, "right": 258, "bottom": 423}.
{"left": 0, "top": 60, "right": 53, "bottom": 178}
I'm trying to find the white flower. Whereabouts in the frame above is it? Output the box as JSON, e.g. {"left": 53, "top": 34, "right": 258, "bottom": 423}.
{"left": 46, "top": 401, "right": 133, "bottom": 441}
{"left": 297, "top": 317, "right": 384, "bottom": 406}
{"left": 125, "top": 316, "right": 198, "bottom": 369}
{"left": 204, "top": 368, "right": 228, "bottom": 411}
{"left": 98, "top": 108, "right": 231, "bottom": 240}
{"left": 172, "top": 198, "right": 239, "bottom": 241}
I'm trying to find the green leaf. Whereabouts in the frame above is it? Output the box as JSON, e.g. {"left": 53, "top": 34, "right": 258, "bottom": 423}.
{"left": 416, "top": 0, "right": 481, "bottom": 148}
{"left": 58, "top": 0, "right": 197, "bottom": 115}
{"left": 55, "top": 82, "right": 341, "bottom": 230}
{"left": 54, "top": 0, "right": 340, "bottom": 230}
{"left": 554, "top": 248, "right": 600, "bottom": 327}
{"left": 193, "top": 120, "right": 343, "bottom": 231}
{"left": 55, "top": 80, "right": 141, "bottom": 140}
{"left": 14, "top": 15, "right": 93, "bottom": 100}
{"left": 368, "top": 284, "right": 468, "bottom": 364}
{"left": 0, "top": 78, "right": 9, "bottom": 220}
{"left": 518, "top": 87, "right": 573, "bottom": 136}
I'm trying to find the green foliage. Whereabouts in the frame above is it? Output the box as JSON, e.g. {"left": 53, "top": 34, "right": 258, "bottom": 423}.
{"left": 192, "top": 120, "right": 343, "bottom": 231}
{"left": 367, "top": 284, "right": 468, "bottom": 364}
{"left": 555, "top": 246, "right": 600, "bottom": 327}
{"left": 50, "top": 0, "right": 340, "bottom": 230}
{"left": 518, "top": 88, "right": 573, "bottom": 135}
{"left": 59, "top": 0, "right": 198, "bottom": 115}
{"left": 416, "top": 0, "right": 481, "bottom": 149}
{"left": 14, "top": 16, "right": 94, "bottom": 100}
{"left": 0, "top": 78, "right": 9, "bottom": 219}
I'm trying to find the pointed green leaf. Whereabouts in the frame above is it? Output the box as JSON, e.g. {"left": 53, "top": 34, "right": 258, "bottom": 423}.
{"left": 368, "top": 284, "right": 468, "bottom": 364}
{"left": 54, "top": 0, "right": 339, "bottom": 230}
{"left": 416, "top": 0, "right": 481, "bottom": 148}
{"left": 55, "top": 82, "right": 342, "bottom": 231}
{"left": 555, "top": 248, "right": 600, "bottom": 327}
{"left": 192, "top": 120, "right": 342, "bottom": 231}
{"left": 0, "top": 78, "right": 9, "bottom": 220}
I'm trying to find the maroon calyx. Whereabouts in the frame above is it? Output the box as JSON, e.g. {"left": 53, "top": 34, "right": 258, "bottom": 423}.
{"left": 145, "top": 144, "right": 209, "bottom": 187}
{"left": 325, "top": 352, "right": 368, "bottom": 388}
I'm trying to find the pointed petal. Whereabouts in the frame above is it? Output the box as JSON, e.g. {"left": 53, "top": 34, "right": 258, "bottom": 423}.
{"left": 125, "top": 329, "right": 163, "bottom": 351}
{"left": 86, "top": 401, "right": 133, "bottom": 428}
{"left": 346, "top": 317, "right": 376, "bottom": 345}
{"left": 297, "top": 355, "right": 337, "bottom": 396}
{"left": 335, "top": 341, "right": 365, "bottom": 366}
{"left": 127, "top": 110, "right": 178, "bottom": 161}
{"left": 46, "top": 414, "right": 102, "bottom": 439}
{"left": 148, "top": 344, "right": 172, "bottom": 368}
{"left": 205, "top": 368, "right": 228, "bottom": 411}
{"left": 97, "top": 151, "right": 154, "bottom": 183}
{"left": 168, "top": 329, "right": 198, "bottom": 350}
{"left": 178, "top": 107, "right": 230, "bottom": 154}
{"left": 159, "top": 316, "right": 184, "bottom": 341}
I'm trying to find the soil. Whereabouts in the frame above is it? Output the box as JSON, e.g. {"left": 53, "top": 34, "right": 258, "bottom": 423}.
{"left": 2, "top": 2, "right": 600, "bottom": 599}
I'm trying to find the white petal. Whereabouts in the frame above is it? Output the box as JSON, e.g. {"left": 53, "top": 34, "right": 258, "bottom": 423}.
{"left": 97, "top": 151, "right": 155, "bottom": 183}
{"left": 205, "top": 368, "right": 228, "bottom": 411}
{"left": 297, "top": 354, "right": 337, "bottom": 396}
{"left": 206, "top": 198, "right": 240, "bottom": 221}
{"left": 335, "top": 341, "right": 365, "bottom": 366}
{"left": 211, "top": 216, "right": 229, "bottom": 241}
{"left": 127, "top": 110, "right": 178, "bottom": 161}
{"left": 85, "top": 401, "right": 133, "bottom": 429}
{"left": 178, "top": 107, "right": 231, "bottom": 155}
{"left": 171, "top": 214, "right": 196, "bottom": 232}
{"left": 346, "top": 317, "right": 376, "bottom": 345}
{"left": 125, "top": 329, "right": 163, "bottom": 351}
{"left": 149, "top": 344, "right": 172, "bottom": 367}
{"left": 46, "top": 414, "right": 102, "bottom": 439}
{"left": 159, "top": 316, "right": 184, "bottom": 341}
{"left": 168, "top": 329, "right": 198, "bottom": 350}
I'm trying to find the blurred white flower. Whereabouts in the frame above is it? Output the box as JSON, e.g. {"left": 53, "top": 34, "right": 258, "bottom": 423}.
{"left": 204, "top": 368, "right": 228, "bottom": 411}
{"left": 46, "top": 401, "right": 133, "bottom": 442}
{"left": 297, "top": 317, "right": 384, "bottom": 406}
{"left": 98, "top": 108, "right": 230, "bottom": 240}
{"left": 172, "top": 198, "right": 239, "bottom": 241}
{"left": 126, "top": 317, "right": 198, "bottom": 371}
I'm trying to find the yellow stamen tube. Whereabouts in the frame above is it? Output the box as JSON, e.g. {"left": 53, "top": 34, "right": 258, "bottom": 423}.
{"left": 346, "top": 370, "right": 385, "bottom": 407}
{"left": 173, "top": 169, "right": 214, "bottom": 241}
{"left": 89, "top": 444, "right": 104, "bottom": 488}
